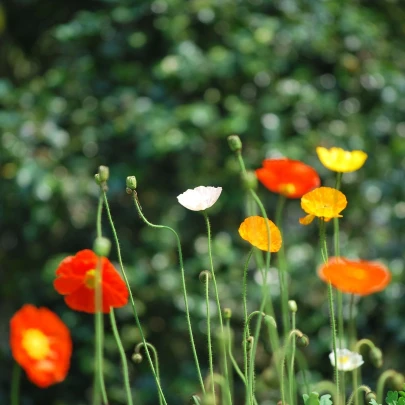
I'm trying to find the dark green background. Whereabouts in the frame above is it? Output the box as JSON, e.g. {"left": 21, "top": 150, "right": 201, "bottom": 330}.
{"left": 1, "top": 0, "right": 405, "bottom": 403}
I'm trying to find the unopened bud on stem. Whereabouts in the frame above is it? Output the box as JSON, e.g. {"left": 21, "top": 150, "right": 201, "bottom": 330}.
{"left": 93, "top": 237, "right": 111, "bottom": 257}
{"left": 370, "top": 347, "right": 383, "bottom": 368}
{"left": 132, "top": 353, "right": 143, "bottom": 363}
{"left": 126, "top": 176, "right": 137, "bottom": 190}
{"left": 98, "top": 165, "right": 109, "bottom": 182}
{"left": 199, "top": 270, "right": 212, "bottom": 283}
{"left": 227, "top": 135, "right": 242, "bottom": 152}
{"left": 288, "top": 300, "right": 298, "bottom": 313}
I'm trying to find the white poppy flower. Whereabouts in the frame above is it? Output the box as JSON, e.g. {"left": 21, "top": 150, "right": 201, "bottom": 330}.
{"left": 177, "top": 186, "right": 222, "bottom": 211}
{"left": 329, "top": 348, "right": 364, "bottom": 371}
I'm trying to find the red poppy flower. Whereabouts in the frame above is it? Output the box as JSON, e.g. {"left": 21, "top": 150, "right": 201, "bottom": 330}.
{"left": 255, "top": 158, "right": 320, "bottom": 199}
{"left": 10, "top": 305, "right": 72, "bottom": 388}
{"left": 54, "top": 249, "right": 128, "bottom": 313}
{"left": 318, "top": 257, "right": 391, "bottom": 295}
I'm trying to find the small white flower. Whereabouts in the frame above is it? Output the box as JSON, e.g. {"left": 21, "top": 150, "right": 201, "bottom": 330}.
{"left": 329, "top": 348, "right": 364, "bottom": 371}
{"left": 177, "top": 186, "right": 222, "bottom": 211}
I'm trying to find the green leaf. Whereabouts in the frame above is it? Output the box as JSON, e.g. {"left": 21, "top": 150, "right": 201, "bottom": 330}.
{"left": 386, "top": 391, "right": 399, "bottom": 405}
{"left": 320, "top": 394, "right": 333, "bottom": 405}
{"left": 303, "top": 392, "right": 321, "bottom": 405}
{"left": 369, "top": 399, "right": 381, "bottom": 405}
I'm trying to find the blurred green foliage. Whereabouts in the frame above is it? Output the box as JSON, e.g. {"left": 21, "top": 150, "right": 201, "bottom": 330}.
{"left": 1, "top": 0, "right": 405, "bottom": 404}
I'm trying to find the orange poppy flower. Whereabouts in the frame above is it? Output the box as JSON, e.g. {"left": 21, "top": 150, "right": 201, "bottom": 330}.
{"left": 54, "top": 249, "right": 128, "bottom": 313}
{"left": 238, "top": 216, "right": 282, "bottom": 252}
{"left": 299, "top": 187, "right": 347, "bottom": 225}
{"left": 255, "top": 158, "right": 320, "bottom": 199}
{"left": 10, "top": 305, "right": 72, "bottom": 388}
{"left": 318, "top": 257, "right": 391, "bottom": 295}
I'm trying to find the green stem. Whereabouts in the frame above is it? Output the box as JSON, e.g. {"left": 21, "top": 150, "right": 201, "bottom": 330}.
{"left": 94, "top": 196, "right": 108, "bottom": 405}
{"left": 288, "top": 312, "right": 297, "bottom": 405}
{"left": 319, "top": 220, "right": 339, "bottom": 405}
{"left": 347, "top": 385, "right": 372, "bottom": 405}
{"left": 103, "top": 191, "right": 168, "bottom": 404}
{"left": 312, "top": 381, "right": 339, "bottom": 405}
{"left": 349, "top": 294, "right": 357, "bottom": 349}
{"left": 204, "top": 273, "right": 216, "bottom": 404}
{"left": 109, "top": 309, "right": 133, "bottom": 405}
{"left": 376, "top": 370, "right": 397, "bottom": 404}
{"left": 134, "top": 342, "right": 163, "bottom": 405}
{"left": 10, "top": 362, "right": 21, "bottom": 405}
{"left": 275, "top": 195, "right": 290, "bottom": 338}
{"left": 202, "top": 211, "right": 232, "bottom": 405}
{"left": 226, "top": 318, "right": 246, "bottom": 384}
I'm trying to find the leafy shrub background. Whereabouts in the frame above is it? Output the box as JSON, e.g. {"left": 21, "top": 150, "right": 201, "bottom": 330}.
{"left": 1, "top": 0, "right": 405, "bottom": 403}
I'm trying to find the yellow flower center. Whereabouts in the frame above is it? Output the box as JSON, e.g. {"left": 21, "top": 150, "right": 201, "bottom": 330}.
{"left": 352, "top": 268, "right": 367, "bottom": 280}
{"left": 339, "top": 355, "right": 350, "bottom": 364}
{"left": 22, "top": 328, "right": 50, "bottom": 360}
{"left": 84, "top": 269, "right": 98, "bottom": 289}
{"left": 280, "top": 183, "right": 296, "bottom": 196}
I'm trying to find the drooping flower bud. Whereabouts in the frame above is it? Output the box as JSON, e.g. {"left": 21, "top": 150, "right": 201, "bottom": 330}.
{"left": 297, "top": 334, "right": 309, "bottom": 347}
{"left": 132, "top": 353, "right": 143, "bottom": 363}
{"left": 365, "top": 392, "right": 377, "bottom": 403}
{"left": 264, "top": 315, "right": 277, "bottom": 329}
{"left": 199, "top": 270, "right": 212, "bottom": 283}
{"left": 370, "top": 347, "right": 383, "bottom": 368}
{"left": 391, "top": 372, "right": 405, "bottom": 391}
{"left": 227, "top": 135, "right": 242, "bottom": 152}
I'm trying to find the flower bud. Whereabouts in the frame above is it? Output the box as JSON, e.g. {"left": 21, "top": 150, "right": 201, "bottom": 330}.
{"left": 288, "top": 300, "right": 298, "bottom": 313}
{"left": 370, "top": 347, "right": 383, "bottom": 368}
{"left": 132, "top": 353, "right": 143, "bottom": 363}
{"left": 94, "top": 173, "right": 101, "bottom": 185}
{"left": 199, "top": 270, "right": 212, "bottom": 284}
{"left": 297, "top": 334, "right": 309, "bottom": 347}
{"left": 264, "top": 315, "right": 277, "bottom": 329}
{"left": 126, "top": 175, "right": 137, "bottom": 190}
{"left": 391, "top": 373, "right": 405, "bottom": 391}
{"left": 223, "top": 308, "right": 232, "bottom": 319}
{"left": 242, "top": 171, "right": 258, "bottom": 190}
{"left": 365, "top": 392, "right": 377, "bottom": 403}
{"left": 93, "top": 237, "right": 111, "bottom": 257}
{"left": 98, "top": 165, "right": 109, "bottom": 182}
{"left": 227, "top": 135, "right": 242, "bottom": 152}
{"left": 246, "top": 336, "right": 254, "bottom": 350}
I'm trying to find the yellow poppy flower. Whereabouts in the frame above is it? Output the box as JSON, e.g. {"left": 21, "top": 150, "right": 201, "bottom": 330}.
{"left": 238, "top": 216, "right": 282, "bottom": 252}
{"left": 316, "top": 146, "right": 367, "bottom": 173}
{"left": 299, "top": 187, "right": 347, "bottom": 225}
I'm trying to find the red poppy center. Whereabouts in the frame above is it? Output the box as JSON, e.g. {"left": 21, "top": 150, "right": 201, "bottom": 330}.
{"left": 279, "top": 183, "right": 296, "bottom": 197}
{"left": 84, "top": 269, "right": 98, "bottom": 289}
{"left": 22, "top": 328, "right": 50, "bottom": 360}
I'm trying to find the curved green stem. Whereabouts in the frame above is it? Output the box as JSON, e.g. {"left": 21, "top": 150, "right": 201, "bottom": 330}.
{"left": 349, "top": 294, "right": 357, "bottom": 349}
{"left": 103, "top": 190, "right": 168, "bottom": 404}
{"left": 202, "top": 211, "right": 232, "bottom": 405}
{"left": 312, "top": 381, "right": 339, "bottom": 405}
{"left": 280, "top": 329, "right": 305, "bottom": 405}
{"left": 134, "top": 342, "right": 163, "bottom": 405}
{"left": 10, "top": 362, "right": 21, "bottom": 405}
{"left": 225, "top": 318, "right": 246, "bottom": 384}
{"left": 376, "top": 370, "right": 399, "bottom": 404}
{"left": 109, "top": 309, "right": 133, "bottom": 405}
{"left": 204, "top": 273, "right": 216, "bottom": 404}
{"left": 347, "top": 385, "right": 372, "bottom": 405}
{"left": 131, "top": 191, "right": 204, "bottom": 396}
{"left": 319, "top": 220, "right": 339, "bottom": 405}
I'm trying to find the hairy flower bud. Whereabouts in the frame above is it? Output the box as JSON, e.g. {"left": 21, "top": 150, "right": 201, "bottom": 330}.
{"left": 199, "top": 270, "right": 212, "bottom": 283}
{"left": 297, "top": 334, "right": 309, "bottom": 347}
{"left": 391, "top": 373, "right": 405, "bottom": 391}
{"left": 370, "top": 347, "right": 383, "bottom": 368}
{"left": 132, "top": 353, "right": 143, "bottom": 364}
{"left": 365, "top": 392, "right": 377, "bottom": 403}
{"left": 227, "top": 135, "right": 242, "bottom": 152}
